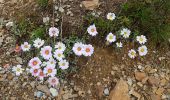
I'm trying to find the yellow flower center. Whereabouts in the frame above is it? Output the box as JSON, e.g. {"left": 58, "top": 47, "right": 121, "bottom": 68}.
{"left": 86, "top": 48, "right": 90, "bottom": 53}
{"left": 58, "top": 53, "right": 61, "bottom": 57}
{"left": 34, "top": 69, "right": 38, "bottom": 73}
{"left": 109, "top": 35, "right": 113, "bottom": 39}
{"left": 62, "top": 63, "right": 65, "bottom": 66}
{"left": 24, "top": 45, "right": 28, "bottom": 48}
{"left": 124, "top": 32, "right": 127, "bottom": 35}
{"left": 32, "top": 61, "right": 38, "bottom": 66}
{"left": 77, "top": 47, "right": 81, "bottom": 51}
{"left": 45, "top": 50, "right": 49, "bottom": 55}
{"left": 139, "top": 38, "right": 143, "bottom": 41}
{"left": 17, "top": 68, "right": 20, "bottom": 71}
{"left": 48, "top": 69, "right": 52, "bottom": 73}
{"left": 91, "top": 28, "right": 95, "bottom": 32}
{"left": 131, "top": 52, "right": 135, "bottom": 56}
{"left": 140, "top": 48, "right": 144, "bottom": 52}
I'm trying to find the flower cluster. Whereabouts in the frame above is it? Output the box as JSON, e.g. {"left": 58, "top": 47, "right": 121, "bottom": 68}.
{"left": 19, "top": 26, "right": 95, "bottom": 87}
{"left": 72, "top": 42, "right": 94, "bottom": 57}
{"left": 128, "top": 35, "right": 148, "bottom": 59}
{"left": 105, "top": 13, "right": 148, "bottom": 59}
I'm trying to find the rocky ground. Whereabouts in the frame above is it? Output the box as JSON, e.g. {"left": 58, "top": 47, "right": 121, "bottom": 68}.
{"left": 0, "top": 0, "right": 170, "bottom": 100}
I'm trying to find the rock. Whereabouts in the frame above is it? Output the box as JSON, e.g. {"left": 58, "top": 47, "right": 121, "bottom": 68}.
{"left": 43, "top": 17, "right": 49, "bottom": 24}
{"left": 82, "top": 0, "right": 99, "bottom": 10}
{"left": 137, "top": 82, "right": 143, "bottom": 87}
{"left": 135, "top": 72, "right": 147, "bottom": 81}
{"left": 7, "top": 73, "right": 14, "bottom": 80}
{"left": 50, "top": 88, "right": 58, "bottom": 97}
{"left": 30, "top": 81, "right": 35, "bottom": 88}
{"left": 59, "top": 7, "right": 64, "bottom": 13}
{"left": 16, "top": 57, "right": 23, "bottom": 64}
{"left": 37, "top": 85, "right": 50, "bottom": 95}
{"left": 35, "top": 91, "right": 44, "bottom": 98}
{"left": 6, "top": 21, "right": 13, "bottom": 28}
{"left": 156, "top": 88, "right": 164, "bottom": 96}
{"left": 148, "top": 76, "right": 160, "bottom": 86}
{"left": 109, "top": 79, "right": 130, "bottom": 100}
{"left": 141, "top": 77, "right": 148, "bottom": 84}
{"left": 78, "top": 91, "right": 85, "bottom": 97}
{"left": 97, "top": 85, "right": 104, "bottom": 97}
{"left": 149, "top": 69, "right": 157, "bottom": 74}
{"left": 127, "top": 78, "right": 133, "bottom": 86}
{"left": 130, "top": 90, "right": 141, "bottom": 100}
{"left": 160, "top": 78, "right": 167, "bottom": 86}
{"left": 103, "top": 88, "right": 109, "bottom": 96}
{"left": 62, "top": 93, "right": 78, "bottom": 99}
{"left": 10, "top": 97, "right": 16, "bottom": 100}
{"left": 150, "top": 94, "right": 161, "bottom": 100}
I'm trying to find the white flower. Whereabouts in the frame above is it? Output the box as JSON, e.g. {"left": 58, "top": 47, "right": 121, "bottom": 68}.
{"left": 40, "top": 46, "right": 52, "bottom": 60}
{"left": 58, "top": 59, "right": 69, "bottom": 70}
{"left": 107, "top": 13, "right": 116, "bottom": 20}
{"left": 21, "top": 42, "right": 31, "bottom": 51}
{"left": 33, "top": 38, "right": 44, "bottom": 48}
{"left": 44, "top": 66, "right": 57, "bottom": 77}
{"left": 106, "top": 32, "right": 116, "bottom": 43}
{"left": 82, "top": 44, "right": 94, "bottom": 56}
{"left": 136, "top": 35, "right": 147, "bottom": 44}
{"left": 49, "top": 27, "right": 59, "bottom": 37}
{"left": 138, "top": 45, "right": 148, "bottom": 56}
{"left": 30, "top": 68, "right": 40, "bottom": 77}
{"left": 128, "top": 49, "right": 137, "bottom": 59}
{"left": 116, "top": 42, "right": 123, "bottom": 48}
{"left": 47, "top": 58, "right": 56, "bottom": 68}
{"left": 28, "top": 57, "right": 42, "bottom": 69}
{"left": 120, "top": 28, "right": 131, "bottom": 38}
{"left": 72, "top": 42, "right": 84, "bottom": 56}
{"left": 87, "top": 24, "right": 98, "bottom": 36}
{"left": 55, "top": 42, "right": 66, "bottom": 52}
{"left": 54, "top": 50, "right": 65, "bottom": 61}
{"left": 12, "top": 65, "right": 24, "bottom": 76}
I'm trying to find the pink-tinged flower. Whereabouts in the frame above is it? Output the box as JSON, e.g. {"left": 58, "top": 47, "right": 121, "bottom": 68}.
{"left": 49, "top": 27, "right": 59, "bottom": 37}
{"left": 40, "top": 46, "right": 52, "bottom": 60}
{"left": 48, "top": 77, "right": 59, "bottom": 87}
{"left": 14, "top": 44, "right": 21, "bottom": 53}
{"left": 30, "top": 68, "right": 40, "bottom": 77}
{"left": 72, "top": 42, "right": 84, "bottom": 56}
{"left": 28, "top": 57, "right": 41, "bottom": 69}
{"left": 82, "top": 44, "right": 94, "bottom": 56}
{"left": 87, "top": 24, "right": 98, "bottom": 36}
{"left": 38, "top": 69, "right": 46, "bottom": 80}
{"left": 44, "top": 66, "right": 57, "bottom": 77}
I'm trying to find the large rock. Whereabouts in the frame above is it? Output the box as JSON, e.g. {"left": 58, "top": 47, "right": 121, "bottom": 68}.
{"left": 109, "top": 79, "right": 130, "bottom": 100}
{"left": 135, "top": 72, "right": 147, "bottom": 81}
{"left": 82, "top": 0, "right": 99, "bottom": 10}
